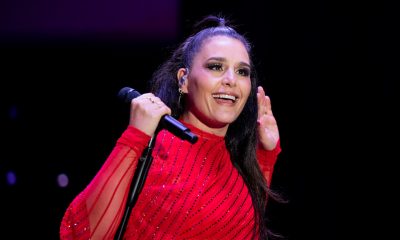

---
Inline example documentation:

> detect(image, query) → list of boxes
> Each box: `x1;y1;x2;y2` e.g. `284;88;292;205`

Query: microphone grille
117;87;141;103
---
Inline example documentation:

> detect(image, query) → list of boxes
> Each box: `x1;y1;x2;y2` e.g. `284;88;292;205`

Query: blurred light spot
6;171;17;185
9;105;18;120
57;173;69;188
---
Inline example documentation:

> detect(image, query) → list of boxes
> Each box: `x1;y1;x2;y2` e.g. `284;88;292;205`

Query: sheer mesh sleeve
256;139;281;187
60;126;151;239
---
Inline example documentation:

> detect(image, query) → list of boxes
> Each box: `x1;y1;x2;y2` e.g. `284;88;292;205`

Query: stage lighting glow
9;105;18;120
57;173;69;188
0;0;178;40
6;171;17;185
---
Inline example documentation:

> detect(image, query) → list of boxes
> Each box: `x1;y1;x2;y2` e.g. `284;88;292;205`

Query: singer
60;15;282;240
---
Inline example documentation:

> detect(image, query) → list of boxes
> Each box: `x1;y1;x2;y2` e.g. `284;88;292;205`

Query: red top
60;123;281;239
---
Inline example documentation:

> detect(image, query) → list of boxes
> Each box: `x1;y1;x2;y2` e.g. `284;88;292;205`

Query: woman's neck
181;112;229;137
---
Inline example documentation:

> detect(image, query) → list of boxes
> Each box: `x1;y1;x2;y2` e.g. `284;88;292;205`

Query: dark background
0;0;395;239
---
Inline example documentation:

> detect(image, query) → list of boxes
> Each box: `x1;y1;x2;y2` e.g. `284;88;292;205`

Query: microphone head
117;87;141;103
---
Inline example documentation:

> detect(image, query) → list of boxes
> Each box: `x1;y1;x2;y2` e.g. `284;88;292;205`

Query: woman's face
180;35;252;134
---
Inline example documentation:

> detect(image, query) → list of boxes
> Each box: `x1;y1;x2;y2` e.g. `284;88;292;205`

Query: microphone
117;87;198;144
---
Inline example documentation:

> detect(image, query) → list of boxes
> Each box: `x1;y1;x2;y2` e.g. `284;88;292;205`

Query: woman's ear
177;68;189;93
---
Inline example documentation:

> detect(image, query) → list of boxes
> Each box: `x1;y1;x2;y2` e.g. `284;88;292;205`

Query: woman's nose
222;69;236;87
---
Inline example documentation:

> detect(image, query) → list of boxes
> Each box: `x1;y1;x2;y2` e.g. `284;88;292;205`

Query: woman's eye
207;63;223;71
237;68;250;77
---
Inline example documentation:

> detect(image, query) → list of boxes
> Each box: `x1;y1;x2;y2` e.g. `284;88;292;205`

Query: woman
60;15;281;240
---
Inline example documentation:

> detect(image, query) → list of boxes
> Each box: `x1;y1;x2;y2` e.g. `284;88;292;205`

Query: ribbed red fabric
60;122;281;240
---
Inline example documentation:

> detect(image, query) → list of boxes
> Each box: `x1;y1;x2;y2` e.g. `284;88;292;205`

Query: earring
178;88;184;106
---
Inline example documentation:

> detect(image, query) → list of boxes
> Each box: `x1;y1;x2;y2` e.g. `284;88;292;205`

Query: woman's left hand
257;86;280;151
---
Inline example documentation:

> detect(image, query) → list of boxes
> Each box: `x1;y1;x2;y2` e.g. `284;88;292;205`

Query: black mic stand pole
114;127;160;240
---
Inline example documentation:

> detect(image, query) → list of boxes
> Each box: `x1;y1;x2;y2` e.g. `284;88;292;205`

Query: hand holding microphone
118;87;198;143
129;93;171;137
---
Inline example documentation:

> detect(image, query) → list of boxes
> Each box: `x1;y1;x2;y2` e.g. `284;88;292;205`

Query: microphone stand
114;127;160;240
114;87;199;239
